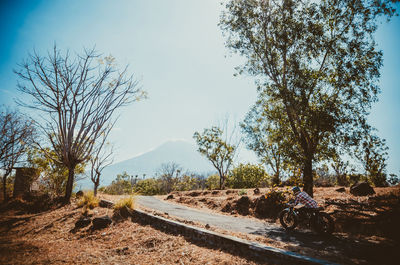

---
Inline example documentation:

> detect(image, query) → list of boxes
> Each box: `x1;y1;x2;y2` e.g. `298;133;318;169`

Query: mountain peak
78;140;215;188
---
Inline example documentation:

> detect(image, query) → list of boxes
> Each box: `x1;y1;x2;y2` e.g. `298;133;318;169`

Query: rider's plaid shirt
294;191;318;208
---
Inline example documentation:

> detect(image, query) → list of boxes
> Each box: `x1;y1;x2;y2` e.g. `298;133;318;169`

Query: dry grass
77;191;99;209
114;196;136;211
0;200;261;265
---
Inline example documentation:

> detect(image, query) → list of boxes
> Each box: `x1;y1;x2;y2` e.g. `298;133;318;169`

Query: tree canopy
193;126;237;189
220;0;397;196
15;46;145;202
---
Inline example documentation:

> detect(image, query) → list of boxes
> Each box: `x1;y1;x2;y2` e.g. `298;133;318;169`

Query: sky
0;0;399;176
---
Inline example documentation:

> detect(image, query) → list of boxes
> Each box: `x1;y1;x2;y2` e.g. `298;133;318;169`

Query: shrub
206;174;220;190
103;172;133;195
133;178;162;195
175;174;206;191
314;175;336;187
238;189;247;196
77;191;99;209
255;187;289;218
227;163;267;189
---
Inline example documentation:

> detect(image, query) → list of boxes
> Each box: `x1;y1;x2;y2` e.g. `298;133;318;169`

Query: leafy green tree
16;46;144;203
241;91;297;185
355;133;389;187
228;163;267;189
220;0;396;196
331;155;350;186
194;126;237;189
388;173;399;186
28;147;85;196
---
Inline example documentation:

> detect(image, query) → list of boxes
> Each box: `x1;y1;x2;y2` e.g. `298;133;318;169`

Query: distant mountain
77;140;215;189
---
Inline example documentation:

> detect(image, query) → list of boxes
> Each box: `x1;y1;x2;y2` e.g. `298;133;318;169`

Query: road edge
103;199;339;265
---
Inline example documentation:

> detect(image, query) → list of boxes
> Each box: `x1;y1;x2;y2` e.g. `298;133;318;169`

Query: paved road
135;196;395;265
137;195;282;235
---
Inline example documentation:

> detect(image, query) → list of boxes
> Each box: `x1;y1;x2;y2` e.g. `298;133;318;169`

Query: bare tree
15;46;144;203
156;162;182;194
89;131;113;197
0;107;35;201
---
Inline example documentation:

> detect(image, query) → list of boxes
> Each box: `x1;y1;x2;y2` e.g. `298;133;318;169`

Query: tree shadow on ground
250;220;399;265
325;193;400;241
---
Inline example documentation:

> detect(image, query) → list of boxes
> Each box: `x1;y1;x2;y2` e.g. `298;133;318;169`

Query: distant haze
77;140;216;190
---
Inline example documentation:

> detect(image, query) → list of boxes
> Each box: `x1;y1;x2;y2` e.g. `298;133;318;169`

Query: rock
76;190;84;198
350;182;375;196
189;191;201;197
166;194;174;200
335;187;346;193
221;201;232;212
205;224;210;229
99;199;114;208
75;217;91;229
253;188;260;195
115;247;129;255
235;196;251;215
114;206;133;219
92;216;112;230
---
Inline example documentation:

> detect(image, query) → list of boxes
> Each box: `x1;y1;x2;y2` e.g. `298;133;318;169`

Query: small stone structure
13;167;39;198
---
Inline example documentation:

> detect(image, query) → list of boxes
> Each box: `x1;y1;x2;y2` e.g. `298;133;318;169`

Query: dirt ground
156;186;400;265
0;199;261;265
163;186;400;239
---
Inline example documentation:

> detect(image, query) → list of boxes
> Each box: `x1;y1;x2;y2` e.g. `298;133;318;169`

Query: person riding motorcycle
292;186;318;209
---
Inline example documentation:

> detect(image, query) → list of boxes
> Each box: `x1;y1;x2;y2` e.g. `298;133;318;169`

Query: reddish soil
0;199;261;265
164;186;400;239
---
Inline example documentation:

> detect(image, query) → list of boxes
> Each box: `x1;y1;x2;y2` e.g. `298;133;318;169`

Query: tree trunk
64;165;76;203
94;183;98;197
220;174;226;190
2;176;8;202
303;156;314;197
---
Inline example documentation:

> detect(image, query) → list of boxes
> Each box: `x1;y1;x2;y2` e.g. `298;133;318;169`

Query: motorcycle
279;203;334;235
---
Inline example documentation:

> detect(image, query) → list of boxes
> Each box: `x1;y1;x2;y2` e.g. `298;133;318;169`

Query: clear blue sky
0;0;399;175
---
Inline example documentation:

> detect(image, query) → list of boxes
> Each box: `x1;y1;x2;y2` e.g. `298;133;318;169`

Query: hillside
77;140;215;189
0;199;258;265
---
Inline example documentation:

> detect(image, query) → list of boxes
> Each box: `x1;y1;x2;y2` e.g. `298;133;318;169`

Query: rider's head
292;186;301;195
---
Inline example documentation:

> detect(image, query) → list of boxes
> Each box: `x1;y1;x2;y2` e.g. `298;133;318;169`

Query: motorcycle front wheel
279;209;298;230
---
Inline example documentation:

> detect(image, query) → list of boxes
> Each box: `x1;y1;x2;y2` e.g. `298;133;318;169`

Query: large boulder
75;217;92;229
350;182;375;196
253;188;260;195
99;199;114;208
235;196;251;215
92;216;112;230
221;201;233;213
335;187;346;193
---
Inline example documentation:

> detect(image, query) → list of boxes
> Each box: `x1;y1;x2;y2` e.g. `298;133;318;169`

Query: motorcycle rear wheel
312;212;334;235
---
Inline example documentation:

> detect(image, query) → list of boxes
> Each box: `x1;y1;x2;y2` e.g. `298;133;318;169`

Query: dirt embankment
165;186;400;240
0;198;260;265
